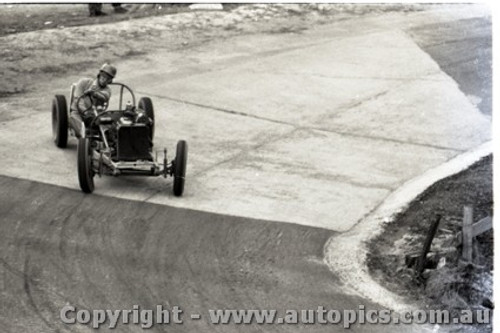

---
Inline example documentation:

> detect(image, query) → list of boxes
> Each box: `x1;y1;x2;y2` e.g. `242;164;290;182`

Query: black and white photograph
0;2;494;332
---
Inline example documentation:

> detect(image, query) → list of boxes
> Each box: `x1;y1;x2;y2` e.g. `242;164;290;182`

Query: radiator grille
117;125;151;161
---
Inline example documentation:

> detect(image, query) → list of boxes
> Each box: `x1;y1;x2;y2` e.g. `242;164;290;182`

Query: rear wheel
138;97;154;140
52;95;68;148
77;138;95;193
173;140;188;197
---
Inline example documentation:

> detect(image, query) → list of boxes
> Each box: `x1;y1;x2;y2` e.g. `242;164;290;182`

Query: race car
51;82;188;196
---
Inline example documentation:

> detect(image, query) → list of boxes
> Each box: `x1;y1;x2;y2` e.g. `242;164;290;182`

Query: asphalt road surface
1;176;416;333
0;5;492;333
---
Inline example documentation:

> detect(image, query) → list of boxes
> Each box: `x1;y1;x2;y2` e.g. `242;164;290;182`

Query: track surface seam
140;91;465;154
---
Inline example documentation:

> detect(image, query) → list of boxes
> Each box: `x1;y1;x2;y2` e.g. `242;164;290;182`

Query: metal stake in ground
415;214;442;276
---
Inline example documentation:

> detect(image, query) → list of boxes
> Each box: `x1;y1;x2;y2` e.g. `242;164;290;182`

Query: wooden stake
455;216;492;245
462;206;473;262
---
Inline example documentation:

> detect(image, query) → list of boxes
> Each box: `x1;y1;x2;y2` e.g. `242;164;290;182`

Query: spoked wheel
173;140;188;197
77;138;95;193
138;97;154;140
52;95;68;148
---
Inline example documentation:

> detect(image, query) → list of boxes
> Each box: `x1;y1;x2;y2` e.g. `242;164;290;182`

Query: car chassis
52;82;187;196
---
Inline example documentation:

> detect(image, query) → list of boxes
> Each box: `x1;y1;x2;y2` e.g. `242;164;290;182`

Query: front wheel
52;95;68;148
77;138;95;193
173;140;188;197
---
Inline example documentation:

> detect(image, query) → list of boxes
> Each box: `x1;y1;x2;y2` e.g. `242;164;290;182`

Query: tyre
173;140;188;197
138;97;154;140
77;138;95;193
52;95;68;148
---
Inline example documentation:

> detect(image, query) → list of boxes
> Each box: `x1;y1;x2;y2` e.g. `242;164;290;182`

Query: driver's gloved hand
86;90;106;104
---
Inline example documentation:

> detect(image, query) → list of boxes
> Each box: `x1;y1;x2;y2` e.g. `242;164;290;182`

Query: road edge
323;140;493;312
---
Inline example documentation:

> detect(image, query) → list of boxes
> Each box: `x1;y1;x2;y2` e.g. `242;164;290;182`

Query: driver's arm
90;89;111;104
71;78;93;111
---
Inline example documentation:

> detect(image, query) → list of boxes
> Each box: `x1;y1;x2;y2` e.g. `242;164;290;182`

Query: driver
70;64;116;137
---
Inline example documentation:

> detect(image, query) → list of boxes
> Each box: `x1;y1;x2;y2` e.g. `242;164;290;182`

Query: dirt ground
0;3;194;37
0;4;427;100
367;155;493;332
0;3;427;37
0;3;493;331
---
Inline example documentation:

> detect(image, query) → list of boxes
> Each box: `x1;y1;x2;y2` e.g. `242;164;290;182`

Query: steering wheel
76;91;108;114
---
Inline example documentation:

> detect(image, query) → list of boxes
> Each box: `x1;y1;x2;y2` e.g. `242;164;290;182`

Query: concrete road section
0;9;490;231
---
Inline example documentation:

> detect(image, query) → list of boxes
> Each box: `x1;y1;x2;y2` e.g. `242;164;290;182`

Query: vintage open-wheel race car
51;82;188;196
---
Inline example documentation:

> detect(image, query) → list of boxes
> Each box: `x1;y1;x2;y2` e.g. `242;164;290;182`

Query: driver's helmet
99;64;117;79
